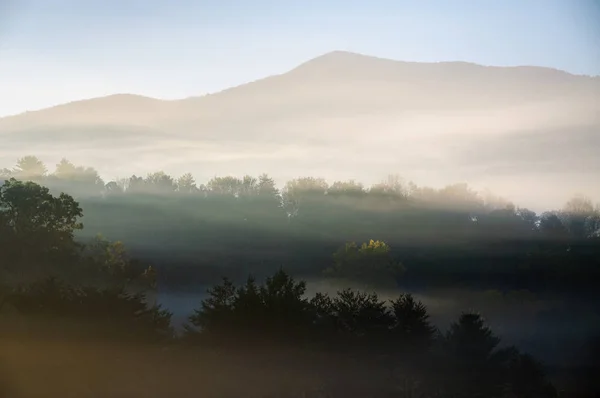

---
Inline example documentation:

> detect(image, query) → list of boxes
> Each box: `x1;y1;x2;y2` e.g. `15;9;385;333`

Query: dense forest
1;156;600;396
2;155;599;290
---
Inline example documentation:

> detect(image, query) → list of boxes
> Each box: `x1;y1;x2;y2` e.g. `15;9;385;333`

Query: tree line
1;268;563;397
2;155;599;238
2;155;600;291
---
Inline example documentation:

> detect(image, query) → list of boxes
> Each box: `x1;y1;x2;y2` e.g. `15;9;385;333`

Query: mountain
1;51;599;210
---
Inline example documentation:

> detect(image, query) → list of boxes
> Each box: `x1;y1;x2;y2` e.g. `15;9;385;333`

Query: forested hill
2;156;599;291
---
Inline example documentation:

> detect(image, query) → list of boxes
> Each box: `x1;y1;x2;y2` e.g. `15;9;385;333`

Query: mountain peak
294;50;384;68
288;50;403;79
311;50;371;60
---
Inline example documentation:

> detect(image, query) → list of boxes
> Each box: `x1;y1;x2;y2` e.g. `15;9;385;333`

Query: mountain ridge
1;50;597;122
290;50;589;78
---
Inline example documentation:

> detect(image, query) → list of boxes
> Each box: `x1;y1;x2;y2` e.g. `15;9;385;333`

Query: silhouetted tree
389;293;435;352
331;289;392;338
439;312;513;397
308;292;335;333
539;211;569;238
0;178;83;259
186;270;310;344
5;276;172;341
516;207;538;230
186;277;236;338
258;269;311;338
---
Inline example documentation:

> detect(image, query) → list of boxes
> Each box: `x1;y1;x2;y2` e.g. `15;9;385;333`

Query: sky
0;0;599;117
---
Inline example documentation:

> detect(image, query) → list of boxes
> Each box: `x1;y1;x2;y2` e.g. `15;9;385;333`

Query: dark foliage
185;270;311;344
1;277;172;341
0;178;157;288
389;293;436;352
0;178;83;264
183;270;559;397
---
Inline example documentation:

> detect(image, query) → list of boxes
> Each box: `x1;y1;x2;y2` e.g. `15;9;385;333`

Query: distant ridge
1;51;596;122
1;50;598;210
290;50;586;78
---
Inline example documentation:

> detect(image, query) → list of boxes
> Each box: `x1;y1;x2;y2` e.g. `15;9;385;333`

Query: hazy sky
0;0;599;117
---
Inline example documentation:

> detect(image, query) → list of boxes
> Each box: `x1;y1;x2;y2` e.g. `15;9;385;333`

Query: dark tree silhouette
438;312;513;398
331;289;392;339
539;211;569;238
0;178;83;260
389;293;436;352
185;277;236;338
4;276;172;341
186;270;310;344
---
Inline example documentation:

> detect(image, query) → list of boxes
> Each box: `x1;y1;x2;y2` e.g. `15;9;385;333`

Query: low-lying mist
2;52;599;211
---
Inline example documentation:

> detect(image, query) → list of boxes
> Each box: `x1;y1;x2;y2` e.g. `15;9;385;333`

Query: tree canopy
0;178;83;258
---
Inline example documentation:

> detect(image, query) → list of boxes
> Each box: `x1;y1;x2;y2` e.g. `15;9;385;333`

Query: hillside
1;51;599;210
